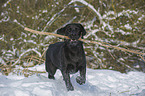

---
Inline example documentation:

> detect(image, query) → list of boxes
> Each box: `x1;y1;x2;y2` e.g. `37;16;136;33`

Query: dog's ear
78;24;86;39
57;27;65;35
57;27;66;35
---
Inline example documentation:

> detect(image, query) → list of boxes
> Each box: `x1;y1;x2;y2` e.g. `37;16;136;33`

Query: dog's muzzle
69;39;79;46
68;32;81;46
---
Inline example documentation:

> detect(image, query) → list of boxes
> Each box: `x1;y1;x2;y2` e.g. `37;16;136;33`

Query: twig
11;48;42;66
41;47;48;58
24;27;145;57
107;47;115;60
139;55;145;62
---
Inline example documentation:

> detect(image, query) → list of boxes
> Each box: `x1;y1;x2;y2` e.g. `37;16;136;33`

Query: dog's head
57;23;86;46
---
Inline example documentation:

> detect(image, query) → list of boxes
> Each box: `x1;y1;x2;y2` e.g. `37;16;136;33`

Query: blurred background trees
0;0;145;76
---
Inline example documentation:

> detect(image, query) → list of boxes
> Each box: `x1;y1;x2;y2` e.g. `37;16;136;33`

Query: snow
2;0;11;7
74;4;80;13
0;64;145;96
13;19;24;28
42;10;48;13
11;49;42;66
124;24;132;30
71;0;102;24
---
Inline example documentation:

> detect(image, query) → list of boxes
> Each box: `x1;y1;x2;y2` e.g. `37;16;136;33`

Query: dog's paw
48;75;55;80
76;76;85;85
67;85;74;91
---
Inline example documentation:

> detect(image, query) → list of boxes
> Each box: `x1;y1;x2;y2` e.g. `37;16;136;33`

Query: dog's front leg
76;67;86;85
62;71;74;91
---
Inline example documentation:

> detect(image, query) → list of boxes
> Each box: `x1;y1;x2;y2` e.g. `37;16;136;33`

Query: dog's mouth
68;39;79;46
70;39;77;42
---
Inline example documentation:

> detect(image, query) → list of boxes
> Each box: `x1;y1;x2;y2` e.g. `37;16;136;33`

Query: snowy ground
0;64;145;96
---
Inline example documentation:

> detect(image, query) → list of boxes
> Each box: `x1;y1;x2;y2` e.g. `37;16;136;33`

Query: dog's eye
68;28;72;32
75;28;80;32
75;28;78;30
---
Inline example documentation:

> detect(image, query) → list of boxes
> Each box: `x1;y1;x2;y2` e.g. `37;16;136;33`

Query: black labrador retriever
45;23;86;91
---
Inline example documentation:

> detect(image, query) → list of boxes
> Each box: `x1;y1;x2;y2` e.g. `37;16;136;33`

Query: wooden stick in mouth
24;27;145;56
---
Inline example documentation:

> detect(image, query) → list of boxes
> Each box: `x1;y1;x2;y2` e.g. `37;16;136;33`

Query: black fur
45;23;86;91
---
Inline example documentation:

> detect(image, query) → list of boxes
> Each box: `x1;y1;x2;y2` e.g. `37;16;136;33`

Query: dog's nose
71;32;77;36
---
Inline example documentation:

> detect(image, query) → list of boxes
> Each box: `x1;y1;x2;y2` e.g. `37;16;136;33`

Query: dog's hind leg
45;55;57;79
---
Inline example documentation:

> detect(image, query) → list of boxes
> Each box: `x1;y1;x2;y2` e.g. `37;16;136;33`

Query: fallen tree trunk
24;27;145;57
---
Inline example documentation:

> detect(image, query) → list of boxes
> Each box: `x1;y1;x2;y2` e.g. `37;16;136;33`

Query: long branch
24;27;69;39
24;27;145;56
